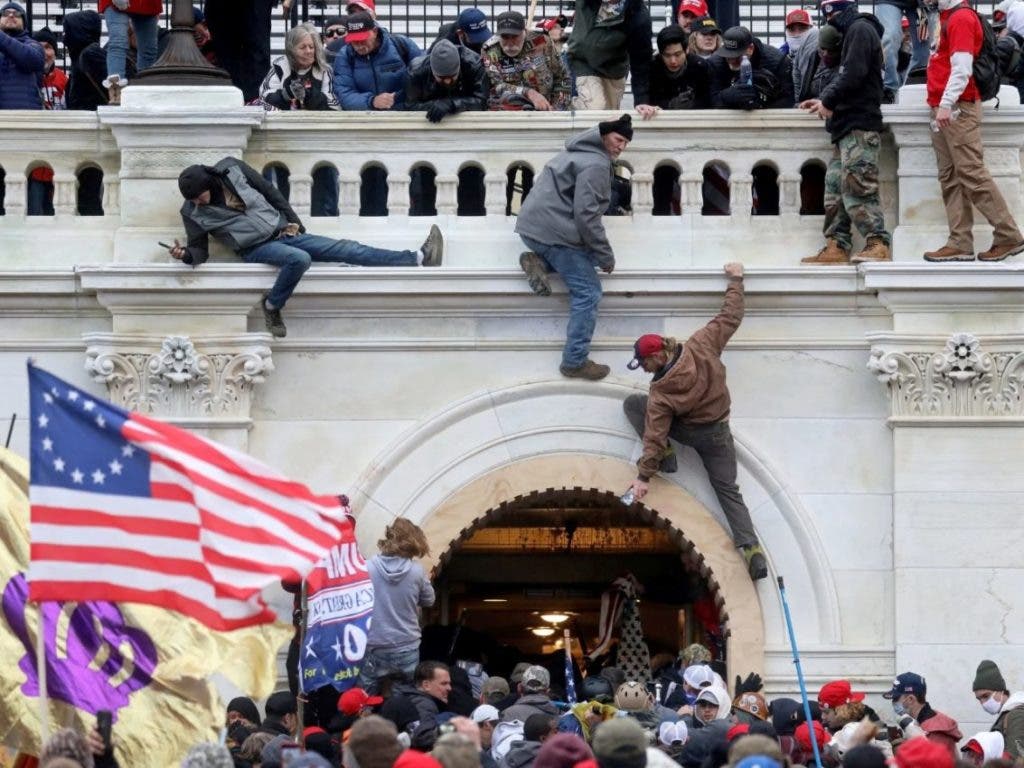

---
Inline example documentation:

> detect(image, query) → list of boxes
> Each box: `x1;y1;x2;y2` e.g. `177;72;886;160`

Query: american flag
563;629;577;705
27;364;349;631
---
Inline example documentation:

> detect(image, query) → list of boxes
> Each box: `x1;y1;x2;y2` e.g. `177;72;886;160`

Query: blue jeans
359;645;420;691
103;8;159;79
242;233;417;308
876;3;932;92
520;235;603;368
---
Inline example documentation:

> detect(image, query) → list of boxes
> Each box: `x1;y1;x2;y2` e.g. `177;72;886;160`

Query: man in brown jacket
622;262;767;580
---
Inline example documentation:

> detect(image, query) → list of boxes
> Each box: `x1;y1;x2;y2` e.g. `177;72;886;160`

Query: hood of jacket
920;709;963;741
750;37;785;71
563;126;610;159
62;10;102;58
374;554;414;582
1002;691;1024;711
492;720;525;762
969;731;1005;761
831;5;884;37
503;740;542;768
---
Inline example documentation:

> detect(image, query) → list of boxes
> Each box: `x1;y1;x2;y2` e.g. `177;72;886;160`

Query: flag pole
296;578;307;728
37;601;49;745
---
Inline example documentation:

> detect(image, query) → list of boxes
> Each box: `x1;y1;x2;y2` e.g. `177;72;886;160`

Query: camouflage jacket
481;32;571;110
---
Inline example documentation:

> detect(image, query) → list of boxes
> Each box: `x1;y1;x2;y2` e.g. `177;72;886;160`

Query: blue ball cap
457;7;491;44
883;672;927;700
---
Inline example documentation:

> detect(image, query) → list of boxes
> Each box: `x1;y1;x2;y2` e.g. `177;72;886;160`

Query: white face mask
892;700;907;717
982;695;1004;715
786;29;810;53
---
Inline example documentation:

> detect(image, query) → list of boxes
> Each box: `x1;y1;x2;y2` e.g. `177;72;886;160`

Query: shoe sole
801;258;850;264
978;241;1024;262
851;256;892;264
519;252;552;296
923;253;974;262
559;366;610;381
422;225;443;267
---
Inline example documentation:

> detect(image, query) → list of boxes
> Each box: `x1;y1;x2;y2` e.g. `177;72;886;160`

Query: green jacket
567;0;651;92
994;693;1024;757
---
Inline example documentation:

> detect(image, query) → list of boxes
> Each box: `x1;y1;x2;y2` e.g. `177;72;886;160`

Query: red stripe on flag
202;546;304;582
28;581;276;631
32;504;200;539
151;481;196;503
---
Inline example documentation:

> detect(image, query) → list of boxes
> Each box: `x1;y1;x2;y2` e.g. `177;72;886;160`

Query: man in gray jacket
170;157;443;338
515;114;633;381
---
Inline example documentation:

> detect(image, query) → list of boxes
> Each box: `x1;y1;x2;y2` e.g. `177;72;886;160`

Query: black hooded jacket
819;6;885;141
708;38;794;109
63;11;103;110
647;53;711;109
405;46;489;113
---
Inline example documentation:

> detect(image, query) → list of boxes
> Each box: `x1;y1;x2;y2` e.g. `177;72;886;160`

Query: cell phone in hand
96;709;112;751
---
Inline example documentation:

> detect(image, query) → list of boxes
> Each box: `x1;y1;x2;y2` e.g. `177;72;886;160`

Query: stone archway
350;379;842;680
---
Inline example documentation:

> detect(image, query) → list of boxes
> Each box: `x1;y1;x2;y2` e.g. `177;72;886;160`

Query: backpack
951;5;1001;102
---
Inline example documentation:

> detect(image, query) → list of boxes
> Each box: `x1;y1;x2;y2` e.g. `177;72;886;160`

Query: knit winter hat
227;696;262;726
265;690;298;716
793;720;829;753
0;2;26;20
33;27;57;49
598;114;634;141
817;24;843;52
973;660;1007;692
181;743;234;768
430;39;462;77
40;729;94;768
592;718;648;768
894;737;954;768
177;165;219;200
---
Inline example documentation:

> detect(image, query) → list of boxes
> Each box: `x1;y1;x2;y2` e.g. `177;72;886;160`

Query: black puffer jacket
819;6;884;142
405;46;488;114
647;53;711;109
708;38;793;109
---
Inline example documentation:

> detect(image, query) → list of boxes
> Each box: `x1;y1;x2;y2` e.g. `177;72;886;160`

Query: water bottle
739;54;753;86
929;107;961;133
620;487;636;505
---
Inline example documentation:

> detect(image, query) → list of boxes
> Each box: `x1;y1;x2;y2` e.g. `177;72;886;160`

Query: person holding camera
258;23;339;110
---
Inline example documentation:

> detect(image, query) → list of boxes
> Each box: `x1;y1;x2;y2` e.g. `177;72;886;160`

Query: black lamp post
133;0;232;85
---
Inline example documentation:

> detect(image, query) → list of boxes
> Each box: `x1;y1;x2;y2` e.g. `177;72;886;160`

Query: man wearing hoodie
0;2;44;110
883;672;962;757
799;0;891;266
360;518;435;690
516;115;633;382
500;713;555;768
676;685;730;767
972;659;1024;757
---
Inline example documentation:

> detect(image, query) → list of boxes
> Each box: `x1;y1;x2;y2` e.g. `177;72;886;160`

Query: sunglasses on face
325;27;345;37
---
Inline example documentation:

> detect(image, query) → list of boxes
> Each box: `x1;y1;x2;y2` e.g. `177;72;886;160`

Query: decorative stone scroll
868;332;1024;419
84;335;273;420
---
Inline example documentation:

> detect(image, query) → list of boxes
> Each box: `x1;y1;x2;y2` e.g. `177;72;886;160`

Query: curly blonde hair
378;518;430;559
833;701;867;729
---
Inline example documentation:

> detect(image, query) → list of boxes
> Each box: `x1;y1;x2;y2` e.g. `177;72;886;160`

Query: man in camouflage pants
799;0;891;264
481;10;571;110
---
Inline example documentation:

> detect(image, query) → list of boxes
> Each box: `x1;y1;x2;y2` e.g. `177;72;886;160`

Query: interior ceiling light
531;627;556;637
540;613;570;624
482;598;508;603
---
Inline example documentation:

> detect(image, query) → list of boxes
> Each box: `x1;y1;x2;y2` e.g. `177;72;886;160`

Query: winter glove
719;83;759;110
734;672;764;695
426;98;455;123
666;88;696;110
751;69;782;107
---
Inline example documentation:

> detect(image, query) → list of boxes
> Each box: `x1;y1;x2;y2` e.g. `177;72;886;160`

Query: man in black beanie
170;157;444;338
515;115;633;381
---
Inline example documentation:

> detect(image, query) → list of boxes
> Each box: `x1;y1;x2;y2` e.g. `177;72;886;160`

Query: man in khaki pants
567;0;652;109
924;0;1024;263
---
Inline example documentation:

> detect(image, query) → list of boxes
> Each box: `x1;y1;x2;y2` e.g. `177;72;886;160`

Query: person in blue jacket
0;2;44;110
332;11;421;111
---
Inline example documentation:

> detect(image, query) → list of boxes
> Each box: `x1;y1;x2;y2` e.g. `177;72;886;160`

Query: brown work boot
520;252;551;296
801;239;850;264
923;245;974;262
978;239;1024;262
851;237;891;264
559;359;610;381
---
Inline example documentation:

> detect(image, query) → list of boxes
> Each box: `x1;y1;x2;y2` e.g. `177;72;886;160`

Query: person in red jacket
924;0;1024;262
884;672;962;757
98;0;161;99
33;28;67;110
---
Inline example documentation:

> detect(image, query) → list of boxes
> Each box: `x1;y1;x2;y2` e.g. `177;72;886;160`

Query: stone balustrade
0;85;1021;268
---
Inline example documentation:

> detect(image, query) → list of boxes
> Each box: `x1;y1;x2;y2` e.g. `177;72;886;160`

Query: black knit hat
177;164;218;200
227;696;262;726
33;27;58;50
598;114;633;141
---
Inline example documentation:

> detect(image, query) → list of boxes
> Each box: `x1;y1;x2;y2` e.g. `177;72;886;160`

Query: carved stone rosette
868;332;1024;419
84;335;274;421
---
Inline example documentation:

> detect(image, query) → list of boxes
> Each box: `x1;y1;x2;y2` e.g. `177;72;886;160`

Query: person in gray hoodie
515;114;634;382
360;518;436;691
499;713;556;768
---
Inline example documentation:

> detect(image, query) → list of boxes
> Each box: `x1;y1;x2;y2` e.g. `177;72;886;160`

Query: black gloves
426;98;455;123
751;69;782;106
720;83;759;110
666;88;696;110
734;671;764;696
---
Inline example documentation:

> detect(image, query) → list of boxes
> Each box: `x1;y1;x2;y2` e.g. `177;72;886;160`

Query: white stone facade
2;86;1024;741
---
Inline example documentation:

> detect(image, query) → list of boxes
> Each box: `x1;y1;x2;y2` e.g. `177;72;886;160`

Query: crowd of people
31;636;1024;768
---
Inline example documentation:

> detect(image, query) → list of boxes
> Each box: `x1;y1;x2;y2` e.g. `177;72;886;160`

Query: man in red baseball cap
622;262;768;580
782;8;813;55
817;680;865;731
340;686;385;717
677;0;709;31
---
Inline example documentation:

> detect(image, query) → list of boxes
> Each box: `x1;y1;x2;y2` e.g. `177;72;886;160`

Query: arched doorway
422;487;733;678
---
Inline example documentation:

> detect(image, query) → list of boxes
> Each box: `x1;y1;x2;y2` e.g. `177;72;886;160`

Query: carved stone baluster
631;172;654;215
6;177;26;216
730;174;753;219
339;173;361;215
484;172;507;216
387;173;411;215
53;173;77;216
681;173;703;212
103;174;120;216
289;174;313;219
435;174;458;216
778;173;800;214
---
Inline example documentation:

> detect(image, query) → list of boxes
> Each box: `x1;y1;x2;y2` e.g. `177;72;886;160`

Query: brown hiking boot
851;237;891;264
978;239;1024;262
520;252;552;296
559;359;610;381
801;239;850;264
923;245;974;262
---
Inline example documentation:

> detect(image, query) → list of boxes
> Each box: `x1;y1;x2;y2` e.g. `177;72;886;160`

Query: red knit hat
534;734;594;768
894;738;954;768
794;721;830;753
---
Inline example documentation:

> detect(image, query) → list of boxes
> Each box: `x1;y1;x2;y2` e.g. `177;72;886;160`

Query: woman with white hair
258;23;339;110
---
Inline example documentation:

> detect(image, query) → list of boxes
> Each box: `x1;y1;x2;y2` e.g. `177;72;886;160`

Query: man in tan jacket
622;262;767;580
